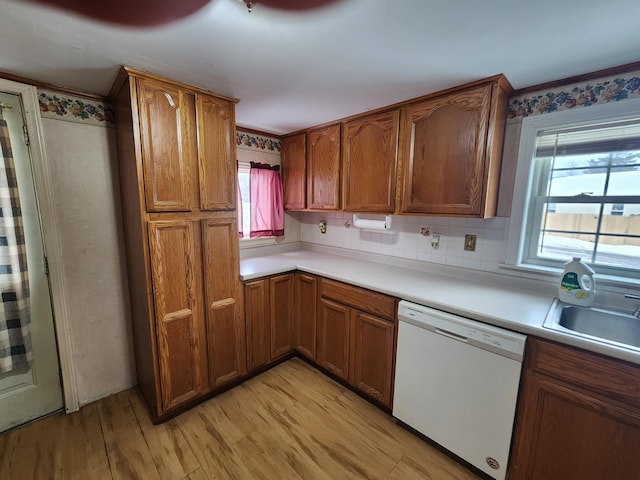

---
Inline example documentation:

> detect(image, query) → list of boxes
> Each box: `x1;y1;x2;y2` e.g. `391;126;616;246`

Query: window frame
505;96;640;281
236;161;278;249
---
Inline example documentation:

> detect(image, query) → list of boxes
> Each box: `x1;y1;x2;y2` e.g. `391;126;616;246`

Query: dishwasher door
393;301;526;480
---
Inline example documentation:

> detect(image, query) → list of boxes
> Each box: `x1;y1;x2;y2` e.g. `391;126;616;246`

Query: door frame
0;78;79;412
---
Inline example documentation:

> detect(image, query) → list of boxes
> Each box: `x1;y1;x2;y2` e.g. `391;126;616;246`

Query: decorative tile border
508;70;640;120
38;90;114;126
236;131;281;153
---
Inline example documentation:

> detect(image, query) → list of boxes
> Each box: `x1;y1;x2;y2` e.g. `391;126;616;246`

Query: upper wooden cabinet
342;110;399;213
281;132;307;210
397;75;512;217
307;123;341;210
196;94;236;211
138;77;197;212
136;75;236;213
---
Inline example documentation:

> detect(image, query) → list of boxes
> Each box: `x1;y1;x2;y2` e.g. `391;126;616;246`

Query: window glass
522;115;640;276
237;167;251;239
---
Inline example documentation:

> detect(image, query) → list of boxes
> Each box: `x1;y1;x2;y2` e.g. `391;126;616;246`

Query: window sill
499;262;640;290
239;237;277;249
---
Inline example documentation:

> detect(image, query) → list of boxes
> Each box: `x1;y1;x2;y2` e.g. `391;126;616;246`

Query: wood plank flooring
0;358;481;480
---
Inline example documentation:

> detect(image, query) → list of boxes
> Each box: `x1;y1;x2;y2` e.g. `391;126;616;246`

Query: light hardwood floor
0;358;481;479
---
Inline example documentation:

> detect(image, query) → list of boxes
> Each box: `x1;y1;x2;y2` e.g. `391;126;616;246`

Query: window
237;161;284;243
509;98;640;279
237;165;251;238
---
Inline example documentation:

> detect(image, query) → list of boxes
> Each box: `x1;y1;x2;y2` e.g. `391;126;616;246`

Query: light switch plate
464;234;477;251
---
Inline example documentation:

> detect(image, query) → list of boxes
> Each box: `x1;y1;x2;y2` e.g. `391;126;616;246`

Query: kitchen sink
543;300;640;351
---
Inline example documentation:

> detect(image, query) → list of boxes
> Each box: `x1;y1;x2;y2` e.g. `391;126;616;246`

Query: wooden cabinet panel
510;373;640;479
197;94;235;211
269;273;295;361
112;68;241;420
147;220;206;412
295;273;317;360
201;216;245;388
320;278;395;320
397;76;511;218
138;78;197;212
509;337;640;479
317;297;351;380
307;124;341;210
244;279;269;373
349;311;395;408
282;133;307;210
342;110;399;213
399;84;491;216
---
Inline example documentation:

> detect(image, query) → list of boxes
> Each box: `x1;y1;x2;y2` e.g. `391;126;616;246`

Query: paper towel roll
353;215;392;231
353;218;386;230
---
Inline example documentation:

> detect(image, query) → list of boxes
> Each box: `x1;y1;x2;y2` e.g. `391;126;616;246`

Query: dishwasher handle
435;327;469;343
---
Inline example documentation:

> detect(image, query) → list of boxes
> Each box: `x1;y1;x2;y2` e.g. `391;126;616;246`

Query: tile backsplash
299;212;509;273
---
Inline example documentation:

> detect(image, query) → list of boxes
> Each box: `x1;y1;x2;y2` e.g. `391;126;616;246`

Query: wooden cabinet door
342;110;399;213
197;94;236;211
398;84;492;216
349;311;395;408
317;298;351;380
269;273;295;361
138;78;197;212
244;279;269;373
509;373;640;480
147;220;206;412
201;216;246;389
282;133;307;210
307;124;341;210
294;273;317;360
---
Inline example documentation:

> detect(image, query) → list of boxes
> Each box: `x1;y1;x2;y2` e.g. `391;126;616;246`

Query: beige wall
40;117;136;406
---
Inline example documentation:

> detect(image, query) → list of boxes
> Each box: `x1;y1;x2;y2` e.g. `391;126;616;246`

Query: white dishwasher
393;300;526;480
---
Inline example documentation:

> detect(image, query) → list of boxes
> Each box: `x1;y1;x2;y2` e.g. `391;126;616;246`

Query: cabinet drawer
527;337;640;406
320;278;396;321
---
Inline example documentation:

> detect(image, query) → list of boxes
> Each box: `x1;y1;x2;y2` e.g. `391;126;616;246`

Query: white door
0;91;63;432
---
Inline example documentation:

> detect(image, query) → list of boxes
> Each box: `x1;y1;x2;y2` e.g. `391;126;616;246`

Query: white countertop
240;250;640;365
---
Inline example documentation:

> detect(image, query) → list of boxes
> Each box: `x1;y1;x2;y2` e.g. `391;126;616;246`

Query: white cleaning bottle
558;257;596;306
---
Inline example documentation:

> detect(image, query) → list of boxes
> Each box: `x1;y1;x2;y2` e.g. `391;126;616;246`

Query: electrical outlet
464;234;477;251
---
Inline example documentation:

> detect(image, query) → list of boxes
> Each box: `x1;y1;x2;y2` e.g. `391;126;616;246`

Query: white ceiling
1;0;639;135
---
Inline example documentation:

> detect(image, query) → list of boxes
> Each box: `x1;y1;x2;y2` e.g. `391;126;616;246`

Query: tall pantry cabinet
110;67;245;420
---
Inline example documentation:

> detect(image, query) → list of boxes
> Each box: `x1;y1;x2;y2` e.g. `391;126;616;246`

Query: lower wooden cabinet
318;278;397;408
202;217;246;389
269;274;295;360
350;310;395;406
245;272;397;409
148;220;207;412
294;273;318;360
244;273;295;373
509;337;640;480
317;297;351;379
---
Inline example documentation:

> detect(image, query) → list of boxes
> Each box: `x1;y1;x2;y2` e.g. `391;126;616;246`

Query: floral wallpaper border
236;131;281;153
508;70;640;120
38;89;114;126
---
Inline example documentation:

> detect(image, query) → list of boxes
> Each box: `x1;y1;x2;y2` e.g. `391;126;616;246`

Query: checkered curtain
0;114;32;373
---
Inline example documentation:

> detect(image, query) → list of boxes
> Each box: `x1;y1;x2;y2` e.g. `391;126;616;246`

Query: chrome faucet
624;294;640;318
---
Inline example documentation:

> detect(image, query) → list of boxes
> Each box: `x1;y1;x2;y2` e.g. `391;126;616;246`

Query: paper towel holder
352;214;393;231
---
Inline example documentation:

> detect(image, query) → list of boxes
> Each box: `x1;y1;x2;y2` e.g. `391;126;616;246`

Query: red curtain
250;162;284;237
